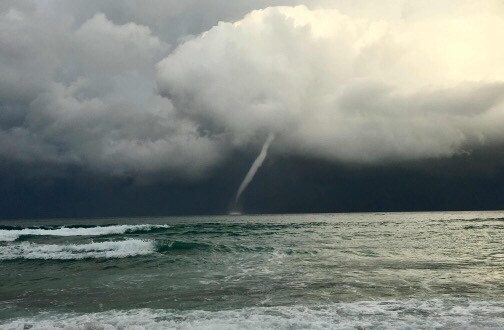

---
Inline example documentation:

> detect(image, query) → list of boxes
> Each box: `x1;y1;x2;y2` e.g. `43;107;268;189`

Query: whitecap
0;224;169;242
0;239;155;260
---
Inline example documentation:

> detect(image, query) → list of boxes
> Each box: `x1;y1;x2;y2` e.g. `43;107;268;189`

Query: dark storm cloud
0;3;224;177
0;0;324;178
0;1;504;218
2;147;504;219
2;0;504;178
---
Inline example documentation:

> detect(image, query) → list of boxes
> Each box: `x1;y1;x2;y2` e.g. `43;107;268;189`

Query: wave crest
0;239;154;260
0;224;170;242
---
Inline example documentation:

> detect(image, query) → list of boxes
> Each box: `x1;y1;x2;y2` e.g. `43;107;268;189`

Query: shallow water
1;211;504;329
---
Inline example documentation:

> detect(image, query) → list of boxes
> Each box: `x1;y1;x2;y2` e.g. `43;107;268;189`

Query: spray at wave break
232;133;275;212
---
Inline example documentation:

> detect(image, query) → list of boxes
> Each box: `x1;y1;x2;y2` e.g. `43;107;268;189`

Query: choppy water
1;211;504;329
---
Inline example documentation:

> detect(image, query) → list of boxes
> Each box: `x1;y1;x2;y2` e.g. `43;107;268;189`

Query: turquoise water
1;211;504;329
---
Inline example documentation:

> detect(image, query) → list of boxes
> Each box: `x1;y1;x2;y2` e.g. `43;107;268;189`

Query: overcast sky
1;0;503;218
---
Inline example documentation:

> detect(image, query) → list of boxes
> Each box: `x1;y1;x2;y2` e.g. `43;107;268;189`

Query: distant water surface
1;211;504;329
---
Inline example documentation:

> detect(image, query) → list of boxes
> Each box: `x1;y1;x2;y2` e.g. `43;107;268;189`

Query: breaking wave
0;224;170;242
0;239;291;260
3;299;504;329
0;239;154;260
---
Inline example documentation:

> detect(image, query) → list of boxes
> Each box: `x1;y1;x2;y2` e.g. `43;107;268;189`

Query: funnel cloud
235;133;275;205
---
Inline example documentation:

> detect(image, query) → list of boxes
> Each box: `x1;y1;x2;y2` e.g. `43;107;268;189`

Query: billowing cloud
0;4;224;177
158;4;504;163
1;1;504;181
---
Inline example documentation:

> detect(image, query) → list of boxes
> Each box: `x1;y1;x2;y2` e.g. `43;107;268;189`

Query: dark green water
1;211;504;329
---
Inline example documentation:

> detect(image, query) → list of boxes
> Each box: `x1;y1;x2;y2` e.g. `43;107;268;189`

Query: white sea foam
0;239;155;260
2;299;504;329
0;224;169;242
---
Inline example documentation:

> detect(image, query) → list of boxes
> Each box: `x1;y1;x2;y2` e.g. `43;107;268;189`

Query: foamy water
4;300;504;329
0;239;155;260
0;224;169;242
1;211;504;328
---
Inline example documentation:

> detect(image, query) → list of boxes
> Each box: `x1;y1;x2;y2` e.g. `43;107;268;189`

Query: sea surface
1;211;504;329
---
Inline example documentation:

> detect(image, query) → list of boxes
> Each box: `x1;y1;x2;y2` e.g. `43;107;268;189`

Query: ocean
1;211;504;329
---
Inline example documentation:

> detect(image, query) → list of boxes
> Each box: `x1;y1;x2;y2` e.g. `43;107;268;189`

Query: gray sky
1;0;503;179
1;1;504;217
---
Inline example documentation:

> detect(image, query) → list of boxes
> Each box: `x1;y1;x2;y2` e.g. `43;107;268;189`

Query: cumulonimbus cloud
158;4;504;163
1;1;504;179
0;6;224;178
